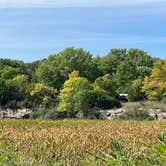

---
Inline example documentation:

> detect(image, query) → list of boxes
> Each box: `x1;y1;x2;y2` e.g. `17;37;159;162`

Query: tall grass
0;120;165;165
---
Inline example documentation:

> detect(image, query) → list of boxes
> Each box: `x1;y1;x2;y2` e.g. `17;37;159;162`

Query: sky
0;0;166;62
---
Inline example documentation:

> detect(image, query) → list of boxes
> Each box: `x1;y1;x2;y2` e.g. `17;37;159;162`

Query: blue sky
0;0;166;62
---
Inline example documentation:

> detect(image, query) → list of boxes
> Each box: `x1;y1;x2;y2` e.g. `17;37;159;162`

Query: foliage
93;74;122;110
142;60;166;101
98;48;127;75
0;58;25;72
114;58;138;93
58;71;97;118
93;74;117;97
0;78;10;106
36;47;99;89
113;49;154;93
0;66;22;80
28;83;57;108
30;106;61;120
128;79;145;101
0;48;163;116
0;73;29;108
95;95;122;109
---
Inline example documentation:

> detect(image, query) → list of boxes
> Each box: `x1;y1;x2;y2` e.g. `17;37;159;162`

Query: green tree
4;74;29;108
93;74;117;97
93;75;122;110
24;60;41;82
114;58;137;93
0;65;29;108
0;58;25;70
127;49;154;79
98;49;127;75
0;67;22;80
0;78;10;106
0;75;28;108
113;49;154;94
36;47;99;89
0;58;33;79
128;79;145;101
127;49;154;68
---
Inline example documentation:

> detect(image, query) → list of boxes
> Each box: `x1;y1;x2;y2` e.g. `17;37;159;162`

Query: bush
30;107;44;119
31;106;70;120
44;109;68;120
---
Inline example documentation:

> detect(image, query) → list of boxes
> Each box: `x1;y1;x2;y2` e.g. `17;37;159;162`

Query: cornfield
0;120;165;165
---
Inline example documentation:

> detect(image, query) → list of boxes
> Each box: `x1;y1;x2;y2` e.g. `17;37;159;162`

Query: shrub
44;109;68;120
30;106;46;119
30;106;64;120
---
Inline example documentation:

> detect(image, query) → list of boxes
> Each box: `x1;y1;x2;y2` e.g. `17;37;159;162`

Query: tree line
0;48;165;119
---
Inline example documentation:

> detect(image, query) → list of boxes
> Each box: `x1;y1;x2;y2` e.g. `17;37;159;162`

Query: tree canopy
0;48;164;119
36;47;100;89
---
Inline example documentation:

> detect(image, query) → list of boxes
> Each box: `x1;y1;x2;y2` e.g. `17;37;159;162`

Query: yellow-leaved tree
142;60;166;100
58;70;96;118
29;83;57;107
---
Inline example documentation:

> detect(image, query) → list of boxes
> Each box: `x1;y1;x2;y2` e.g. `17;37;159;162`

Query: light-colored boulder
100;109;125;120
0;108;32;119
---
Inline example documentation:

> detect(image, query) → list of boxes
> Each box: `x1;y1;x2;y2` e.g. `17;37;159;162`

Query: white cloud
0;0;166;7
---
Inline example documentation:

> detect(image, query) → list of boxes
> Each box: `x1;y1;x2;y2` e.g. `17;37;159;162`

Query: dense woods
0;47;165;119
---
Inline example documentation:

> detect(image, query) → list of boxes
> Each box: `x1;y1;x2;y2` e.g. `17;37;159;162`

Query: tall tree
113;49;155;93
93;74;117;97
98;49;127;75
36;47;99;89
114;58;137;93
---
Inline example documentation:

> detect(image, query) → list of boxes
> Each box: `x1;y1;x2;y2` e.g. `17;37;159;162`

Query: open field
0;120;166;165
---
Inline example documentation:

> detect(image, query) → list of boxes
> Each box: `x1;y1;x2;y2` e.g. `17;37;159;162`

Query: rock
100;109;125;120
0;108;32;119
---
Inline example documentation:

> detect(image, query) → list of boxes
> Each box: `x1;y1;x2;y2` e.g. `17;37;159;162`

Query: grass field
0;120;166;165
